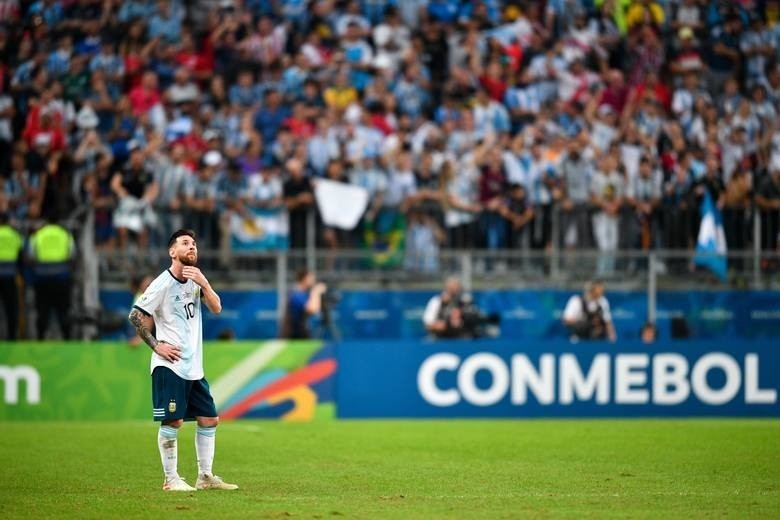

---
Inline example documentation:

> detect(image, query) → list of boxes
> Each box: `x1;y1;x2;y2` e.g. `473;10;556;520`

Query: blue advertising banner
100;289;780;341
336;340;780;418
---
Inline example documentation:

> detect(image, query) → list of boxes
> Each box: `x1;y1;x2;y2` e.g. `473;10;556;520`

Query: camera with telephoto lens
319;283;341;327
569;304;607;340
440;294;501;339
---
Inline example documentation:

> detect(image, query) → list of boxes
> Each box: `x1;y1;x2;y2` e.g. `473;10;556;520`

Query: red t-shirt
283;117;316;138
479;166;506;203
371;113;394;136
631;82;671;111
479;75;508;103
129;86;161;115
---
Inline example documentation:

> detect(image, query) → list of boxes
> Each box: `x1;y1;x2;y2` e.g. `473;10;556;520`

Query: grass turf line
0;420;778;519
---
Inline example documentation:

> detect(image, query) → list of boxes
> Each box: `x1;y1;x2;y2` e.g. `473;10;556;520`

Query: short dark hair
168;229;196;248
296;267;311;283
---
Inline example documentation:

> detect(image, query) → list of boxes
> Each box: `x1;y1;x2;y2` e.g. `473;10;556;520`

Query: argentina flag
229;207;289;252
693;190;727;281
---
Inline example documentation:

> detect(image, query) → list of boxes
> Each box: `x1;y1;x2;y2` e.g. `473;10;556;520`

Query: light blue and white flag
693;190;727;281
230;207;289;252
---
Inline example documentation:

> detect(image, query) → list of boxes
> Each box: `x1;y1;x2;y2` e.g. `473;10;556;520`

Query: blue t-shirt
286;289;310;338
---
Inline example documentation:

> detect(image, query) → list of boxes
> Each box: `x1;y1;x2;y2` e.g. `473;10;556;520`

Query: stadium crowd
1;0;780;275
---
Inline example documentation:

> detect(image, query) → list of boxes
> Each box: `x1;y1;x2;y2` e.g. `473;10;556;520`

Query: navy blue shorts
151;366;218;422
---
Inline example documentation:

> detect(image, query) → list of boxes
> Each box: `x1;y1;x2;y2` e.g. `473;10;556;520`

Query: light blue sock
196;426;216;475
158;425;179;479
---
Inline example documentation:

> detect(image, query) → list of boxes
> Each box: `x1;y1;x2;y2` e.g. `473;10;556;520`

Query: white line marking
210;340;288;409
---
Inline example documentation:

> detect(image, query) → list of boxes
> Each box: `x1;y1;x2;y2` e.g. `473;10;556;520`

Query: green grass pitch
1;420;778;518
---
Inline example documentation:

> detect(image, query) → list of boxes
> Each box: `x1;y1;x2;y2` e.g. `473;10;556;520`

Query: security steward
0;213;23;340
28;216;75;340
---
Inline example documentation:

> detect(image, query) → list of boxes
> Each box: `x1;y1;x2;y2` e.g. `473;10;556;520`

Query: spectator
661;156;695;265
216;159;250;267
0;77;14;172
627;26;664;87
90;40;124;95
393;63;429;119
283;158;314;249
165;67;200;106
229;70;261;109
526;139;558;252
706;14;742;97
384;149;418;212
439;157;481;249
319;160;350;256
184;151;220;250
148;0;183;45
246;162;284;212
756;157;780;253
478;146;508;250
5;151;37;224
128;70;163;131
627;155;662;250
46;35;73;80
349;153;387;223
150;141;188;247
626;0;665;33
83;152;116;250
253;89;290;145
3;0;780;285
672;72;710;133
498;183;534;252
590;151;626;275
672;0;704;36
559;138;593;250
341;21;374;92
668;27;705;78
405;208;445;273
110;142;158;252
324;68;359;111
722;162;752;270
740;13;774;88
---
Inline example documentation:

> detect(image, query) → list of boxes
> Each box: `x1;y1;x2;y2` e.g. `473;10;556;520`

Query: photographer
562;280;616;342
281;268;327;339
423;277;498;339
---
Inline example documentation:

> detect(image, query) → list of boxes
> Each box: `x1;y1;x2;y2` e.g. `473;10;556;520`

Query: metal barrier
76;203;780;341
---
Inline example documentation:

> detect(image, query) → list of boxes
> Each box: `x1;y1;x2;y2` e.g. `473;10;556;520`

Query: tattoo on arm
129;309;158;350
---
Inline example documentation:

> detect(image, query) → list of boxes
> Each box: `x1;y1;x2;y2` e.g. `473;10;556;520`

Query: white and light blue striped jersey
135;269;203;380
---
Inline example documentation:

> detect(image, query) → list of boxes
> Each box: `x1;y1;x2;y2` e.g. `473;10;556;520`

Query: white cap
33;132;52;147
374;26;391;47
76;106;99;129
203;129;220;141
771;154;780;172
344;103;362;124
373;54;394;70
597;104;614;117
203;150;223;167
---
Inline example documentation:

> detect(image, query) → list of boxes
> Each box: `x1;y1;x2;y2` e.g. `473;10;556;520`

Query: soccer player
128;229;238;492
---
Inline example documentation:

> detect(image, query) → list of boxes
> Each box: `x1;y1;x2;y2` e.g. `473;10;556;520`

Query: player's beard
178;252;198;266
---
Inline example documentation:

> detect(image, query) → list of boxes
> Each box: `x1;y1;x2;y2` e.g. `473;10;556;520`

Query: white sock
196;426;216;475
158;425;179;480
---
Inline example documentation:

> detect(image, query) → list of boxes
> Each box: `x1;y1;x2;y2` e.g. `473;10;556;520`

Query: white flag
314;178;370;230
